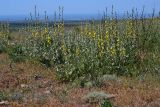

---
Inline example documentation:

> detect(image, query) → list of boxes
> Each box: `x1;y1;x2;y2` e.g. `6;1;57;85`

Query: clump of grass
0;91;9;101
8;43;27;62
33;94;48;105
53;89;69;103
0;22;10;54
9;91;24;102
82;91;115;103
99;74;118;82
101;99;113;107
0;40;7;54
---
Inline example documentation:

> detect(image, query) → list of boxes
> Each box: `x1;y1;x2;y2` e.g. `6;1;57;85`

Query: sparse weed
82;91;114;103
101;99;113;107
0;91;9;101
8;43;27;62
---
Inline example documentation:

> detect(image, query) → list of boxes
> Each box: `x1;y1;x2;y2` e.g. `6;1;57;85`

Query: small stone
44;90;51;94
0;101;9;105
21;84;28;88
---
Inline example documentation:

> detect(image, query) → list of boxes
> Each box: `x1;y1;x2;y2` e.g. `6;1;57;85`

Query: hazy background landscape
0;0;160;21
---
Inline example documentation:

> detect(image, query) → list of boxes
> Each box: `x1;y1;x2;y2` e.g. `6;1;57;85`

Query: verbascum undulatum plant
47;36;52;45
109;46;116;57
126;20;136;39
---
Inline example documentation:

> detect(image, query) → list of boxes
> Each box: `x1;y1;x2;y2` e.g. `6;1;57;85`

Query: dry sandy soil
0;53;160;107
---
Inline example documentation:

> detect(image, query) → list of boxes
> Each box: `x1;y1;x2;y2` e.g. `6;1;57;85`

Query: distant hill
0;13;159;22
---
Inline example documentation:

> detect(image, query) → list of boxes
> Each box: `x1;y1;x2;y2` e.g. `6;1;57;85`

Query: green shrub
9;91;24;102
8;44;27;62
101;99;113;107
0;40;7;54
0;91;9;101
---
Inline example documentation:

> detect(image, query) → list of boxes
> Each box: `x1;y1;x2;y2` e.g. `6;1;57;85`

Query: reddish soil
0;53;160;107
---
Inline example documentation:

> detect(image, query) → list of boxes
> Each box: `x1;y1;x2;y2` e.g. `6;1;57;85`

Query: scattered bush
8;44;27;62
101;99;113;107
0;91;9;101
82;91;115;103
0;40;7;54
9;91;24;102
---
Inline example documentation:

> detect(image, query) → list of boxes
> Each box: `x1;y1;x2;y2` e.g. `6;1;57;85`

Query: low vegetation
0;6;160;106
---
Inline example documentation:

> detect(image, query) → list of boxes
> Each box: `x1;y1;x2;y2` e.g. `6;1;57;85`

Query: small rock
44;90;51;94
0;101;9;105
21;84;28;88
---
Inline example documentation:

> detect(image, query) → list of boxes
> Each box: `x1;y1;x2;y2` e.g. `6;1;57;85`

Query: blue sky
0;0;159;16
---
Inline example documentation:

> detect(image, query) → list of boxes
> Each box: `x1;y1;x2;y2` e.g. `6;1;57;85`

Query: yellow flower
106;31;109;35
106;31;109;44
32;31;37;37
44;28;49;34
116;38;120;47
110;46;116;57
120;47;126;56
92;31;96;38
47;36;51;45
126;20;135;38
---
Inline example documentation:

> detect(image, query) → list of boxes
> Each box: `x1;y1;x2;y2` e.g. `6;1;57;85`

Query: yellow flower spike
47;36;52;45
106;31;109;35
120;47;126;56
92;32;96;38
44;28;48;34
126;20;135;38
106;31;109;44
110;46;116;57
116;38;120;47
98;35;105;57
32;31;37;37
